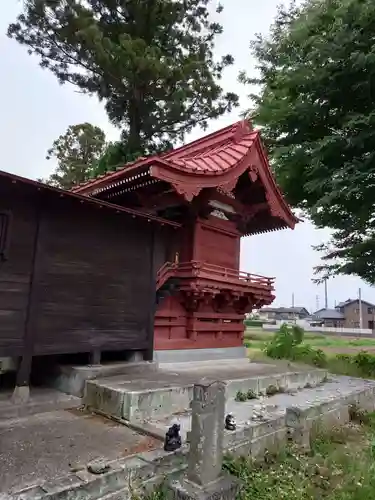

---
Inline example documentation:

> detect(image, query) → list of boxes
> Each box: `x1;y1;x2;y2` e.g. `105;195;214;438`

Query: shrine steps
50;361;158;398
134;375;375;458
84;362;327;423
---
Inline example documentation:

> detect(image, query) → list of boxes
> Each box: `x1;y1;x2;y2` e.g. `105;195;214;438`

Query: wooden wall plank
0;191;37;356
30;195;155;355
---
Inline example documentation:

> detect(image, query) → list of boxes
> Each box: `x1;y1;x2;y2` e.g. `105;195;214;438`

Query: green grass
246;326;375;379
146;418;375;500
223;418;375;500
244;328;375;350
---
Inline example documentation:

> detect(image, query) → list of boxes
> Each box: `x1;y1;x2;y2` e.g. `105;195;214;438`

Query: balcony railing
156;260;274;291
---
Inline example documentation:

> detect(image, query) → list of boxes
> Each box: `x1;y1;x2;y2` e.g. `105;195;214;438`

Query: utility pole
324;279;328;309
359;287;363;329
292;293;295;308
316;295;319;311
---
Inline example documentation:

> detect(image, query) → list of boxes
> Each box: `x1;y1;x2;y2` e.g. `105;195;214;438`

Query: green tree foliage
9;0;238;159
241;0;375;283
42;123;106;189
92;141;141;176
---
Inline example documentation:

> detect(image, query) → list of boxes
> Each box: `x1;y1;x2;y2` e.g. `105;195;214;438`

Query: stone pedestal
168;381;240;500
168;474;241;500
11;385;30;404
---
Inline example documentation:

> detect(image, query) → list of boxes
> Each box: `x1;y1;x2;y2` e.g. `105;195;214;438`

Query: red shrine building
72;120;298;361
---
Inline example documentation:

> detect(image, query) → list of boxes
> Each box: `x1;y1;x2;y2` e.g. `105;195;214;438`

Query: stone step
159;357;252;372
51;361;158;397
9;449;187;500
85;367;327;423
0;389;82;422
98;487;129;500
146;375;375;456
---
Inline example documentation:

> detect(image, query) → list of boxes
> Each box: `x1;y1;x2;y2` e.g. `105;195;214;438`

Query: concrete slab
0;408;161;494
0;387;82;422
52;361;158;397
154;346;247;364
85;361;327;422
143;375;375;456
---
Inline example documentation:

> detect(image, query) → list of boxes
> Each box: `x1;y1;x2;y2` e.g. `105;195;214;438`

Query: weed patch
223;416;375;500
235;389;258;402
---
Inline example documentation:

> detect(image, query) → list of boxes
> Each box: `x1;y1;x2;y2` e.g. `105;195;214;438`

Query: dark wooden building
0;170;178;395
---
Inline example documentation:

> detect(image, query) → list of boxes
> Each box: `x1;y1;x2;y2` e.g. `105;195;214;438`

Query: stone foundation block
167;474;241;500
251;415;285;440
250;427;286;458
123;386;193;421
286;399;350;449
85;381;125;419
53;361;157;398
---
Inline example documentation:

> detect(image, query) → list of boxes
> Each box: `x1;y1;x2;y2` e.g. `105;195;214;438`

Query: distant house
335;299;375;329
312;308;345;328
312;299;375;329
259;307;310;322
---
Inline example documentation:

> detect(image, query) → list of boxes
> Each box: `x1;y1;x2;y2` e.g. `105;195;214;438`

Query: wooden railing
156;260;274;290
156;261;177;290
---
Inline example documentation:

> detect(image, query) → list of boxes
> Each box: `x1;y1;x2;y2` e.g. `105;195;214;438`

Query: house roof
336;298;375;308
0;170;180;228
261;307;309;315
313;308;345;320
70;121;299;234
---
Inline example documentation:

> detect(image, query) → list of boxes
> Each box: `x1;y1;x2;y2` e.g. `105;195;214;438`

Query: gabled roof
261;306;310;315
336;298;375;309
0;170;180;228
71;121;298;233
313;308;345;320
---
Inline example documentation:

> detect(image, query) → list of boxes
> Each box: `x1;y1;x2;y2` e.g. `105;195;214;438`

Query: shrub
291;345;327;368
246;388;257;400
352;351;375;377
264;324;328;367
244;319;264;327
266;384;281;396
264;324;305;359
235;390;247;402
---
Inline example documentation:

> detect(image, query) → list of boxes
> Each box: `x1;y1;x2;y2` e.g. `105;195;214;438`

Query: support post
145;226;157;362
168;381;241;500
12;204;41;404
89;349;101;366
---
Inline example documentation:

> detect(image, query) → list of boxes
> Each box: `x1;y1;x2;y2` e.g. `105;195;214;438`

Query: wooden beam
13;204;42;403
89;349;101;365
136;190;187;213
145;225;157;361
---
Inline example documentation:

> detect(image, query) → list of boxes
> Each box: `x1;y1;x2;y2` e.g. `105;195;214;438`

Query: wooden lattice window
0;211;11;261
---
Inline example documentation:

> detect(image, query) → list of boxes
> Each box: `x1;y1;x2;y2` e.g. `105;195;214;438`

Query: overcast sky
1;0;374;313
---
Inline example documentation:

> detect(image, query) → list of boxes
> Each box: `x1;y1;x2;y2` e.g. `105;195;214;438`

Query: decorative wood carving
248;165;259;183
172;183;202;202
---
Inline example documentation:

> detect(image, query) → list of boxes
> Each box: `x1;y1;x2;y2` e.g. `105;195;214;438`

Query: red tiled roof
71;121;257;193
70;120;298;232
160;120;257;173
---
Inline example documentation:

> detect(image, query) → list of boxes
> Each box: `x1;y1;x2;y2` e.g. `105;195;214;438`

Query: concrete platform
51;361;158;397
142;375;375;456
0;407;162;495
154;346;247;364
0;387;82;422
85;360;327;422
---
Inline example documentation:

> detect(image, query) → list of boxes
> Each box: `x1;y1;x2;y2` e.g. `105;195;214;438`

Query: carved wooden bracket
248;165;258;182
172;183;202;202
218;176;238;194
